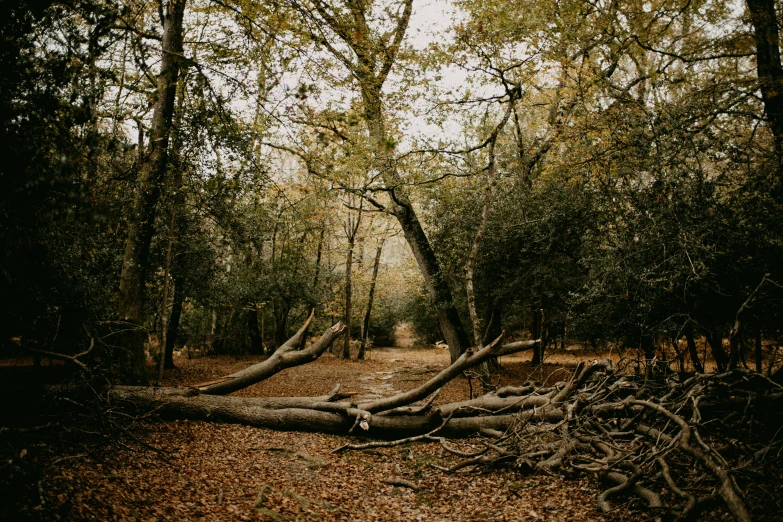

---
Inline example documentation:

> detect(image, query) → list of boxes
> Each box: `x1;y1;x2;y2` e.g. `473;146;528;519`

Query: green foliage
3;0;783;374
0;0;130;354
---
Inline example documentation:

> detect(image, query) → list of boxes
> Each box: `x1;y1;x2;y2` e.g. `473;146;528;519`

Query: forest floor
3;333;679;522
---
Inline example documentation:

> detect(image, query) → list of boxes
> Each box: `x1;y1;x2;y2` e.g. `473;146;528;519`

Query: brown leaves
29;348;625;521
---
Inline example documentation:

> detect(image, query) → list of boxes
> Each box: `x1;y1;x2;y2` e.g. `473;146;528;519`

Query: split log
196;314;341;395
110;334;545;439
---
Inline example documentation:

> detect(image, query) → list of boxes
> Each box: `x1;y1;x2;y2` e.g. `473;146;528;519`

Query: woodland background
2;0;783;519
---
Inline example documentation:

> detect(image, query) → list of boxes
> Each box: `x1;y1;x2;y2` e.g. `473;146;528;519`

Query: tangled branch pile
342;361;783;521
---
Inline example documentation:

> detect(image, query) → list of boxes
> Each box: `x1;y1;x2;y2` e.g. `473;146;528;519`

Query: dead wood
92;320;783;521
110;334;544;440
337;364;781;522
196;313;334;395
381;478;420;491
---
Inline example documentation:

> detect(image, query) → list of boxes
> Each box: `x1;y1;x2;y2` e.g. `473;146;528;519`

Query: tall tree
747;0;783;168
117;0;186;383
358;236;384;359
341;202;362;359
295;0;471;362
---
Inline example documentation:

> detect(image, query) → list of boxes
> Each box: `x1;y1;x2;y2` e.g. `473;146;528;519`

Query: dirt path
11;347;634;522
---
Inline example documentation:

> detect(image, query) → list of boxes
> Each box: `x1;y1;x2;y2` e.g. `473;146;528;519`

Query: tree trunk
307;0;469;363
531;307;544;365
156;210;175;385
482;302;503;369
112;335;537;439
393;199;470;363
198;316;342;396
684;323;704;373
359;239;384;359
116;0;186;384
248;307;263;355
161;74;188;372
706;331;729;372
164;274;184;369
342;235;355;360
756;329;763;373
273;299;289;351
482;302;503;347
747;0;783;164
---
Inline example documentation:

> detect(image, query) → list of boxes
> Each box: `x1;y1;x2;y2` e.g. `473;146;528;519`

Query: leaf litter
14;346;645;521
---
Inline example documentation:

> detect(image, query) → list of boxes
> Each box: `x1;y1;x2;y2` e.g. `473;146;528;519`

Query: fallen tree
22;314;782;521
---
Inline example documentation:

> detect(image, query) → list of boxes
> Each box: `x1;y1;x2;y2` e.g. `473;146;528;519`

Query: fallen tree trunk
91;320;783;522
196;312;341;395
111;334;543;439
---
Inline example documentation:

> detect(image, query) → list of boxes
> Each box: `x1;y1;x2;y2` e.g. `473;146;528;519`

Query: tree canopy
1;0;782;377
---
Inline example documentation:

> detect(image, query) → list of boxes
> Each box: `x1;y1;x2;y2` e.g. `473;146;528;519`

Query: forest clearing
3;0;783;520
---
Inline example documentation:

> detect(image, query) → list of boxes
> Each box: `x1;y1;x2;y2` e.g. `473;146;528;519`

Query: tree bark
746;0;783;164
531;307;544;365
359;238;384;359
109;336;540;439
248;306;263;355
482;301;503;347
342;238;354;359
156;207;176;385
340;203;362;360
198;314;341;396
116;0;186;384
684;322;705;373
706;331;729;372
273;299;289;351
164;274;184;369
305;0;470;363
391;197;470;363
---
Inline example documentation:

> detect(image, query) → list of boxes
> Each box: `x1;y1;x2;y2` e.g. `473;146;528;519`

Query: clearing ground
4;339;657;522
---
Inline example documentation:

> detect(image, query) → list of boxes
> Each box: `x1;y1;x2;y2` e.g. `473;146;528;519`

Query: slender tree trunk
213;312;225;355
313;223;325;292
359;238;384;359
207;310;217;353
684;323;705;373
300;223;326;350
273;301;289;351
706;331;729;372
482;302;503;347
156;209;175;385
671;335;686;373
248;307;263;355
342;235;355;360
482;301;503;369
531;307;544;365
164;274;184;369
756;329;763;373
116;0;186;384
158;75;188;379
465;100;513;356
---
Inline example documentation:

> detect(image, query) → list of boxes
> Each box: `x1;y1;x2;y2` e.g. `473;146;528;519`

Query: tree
117;0;186;383
290;0;472;362
358;236;385;359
